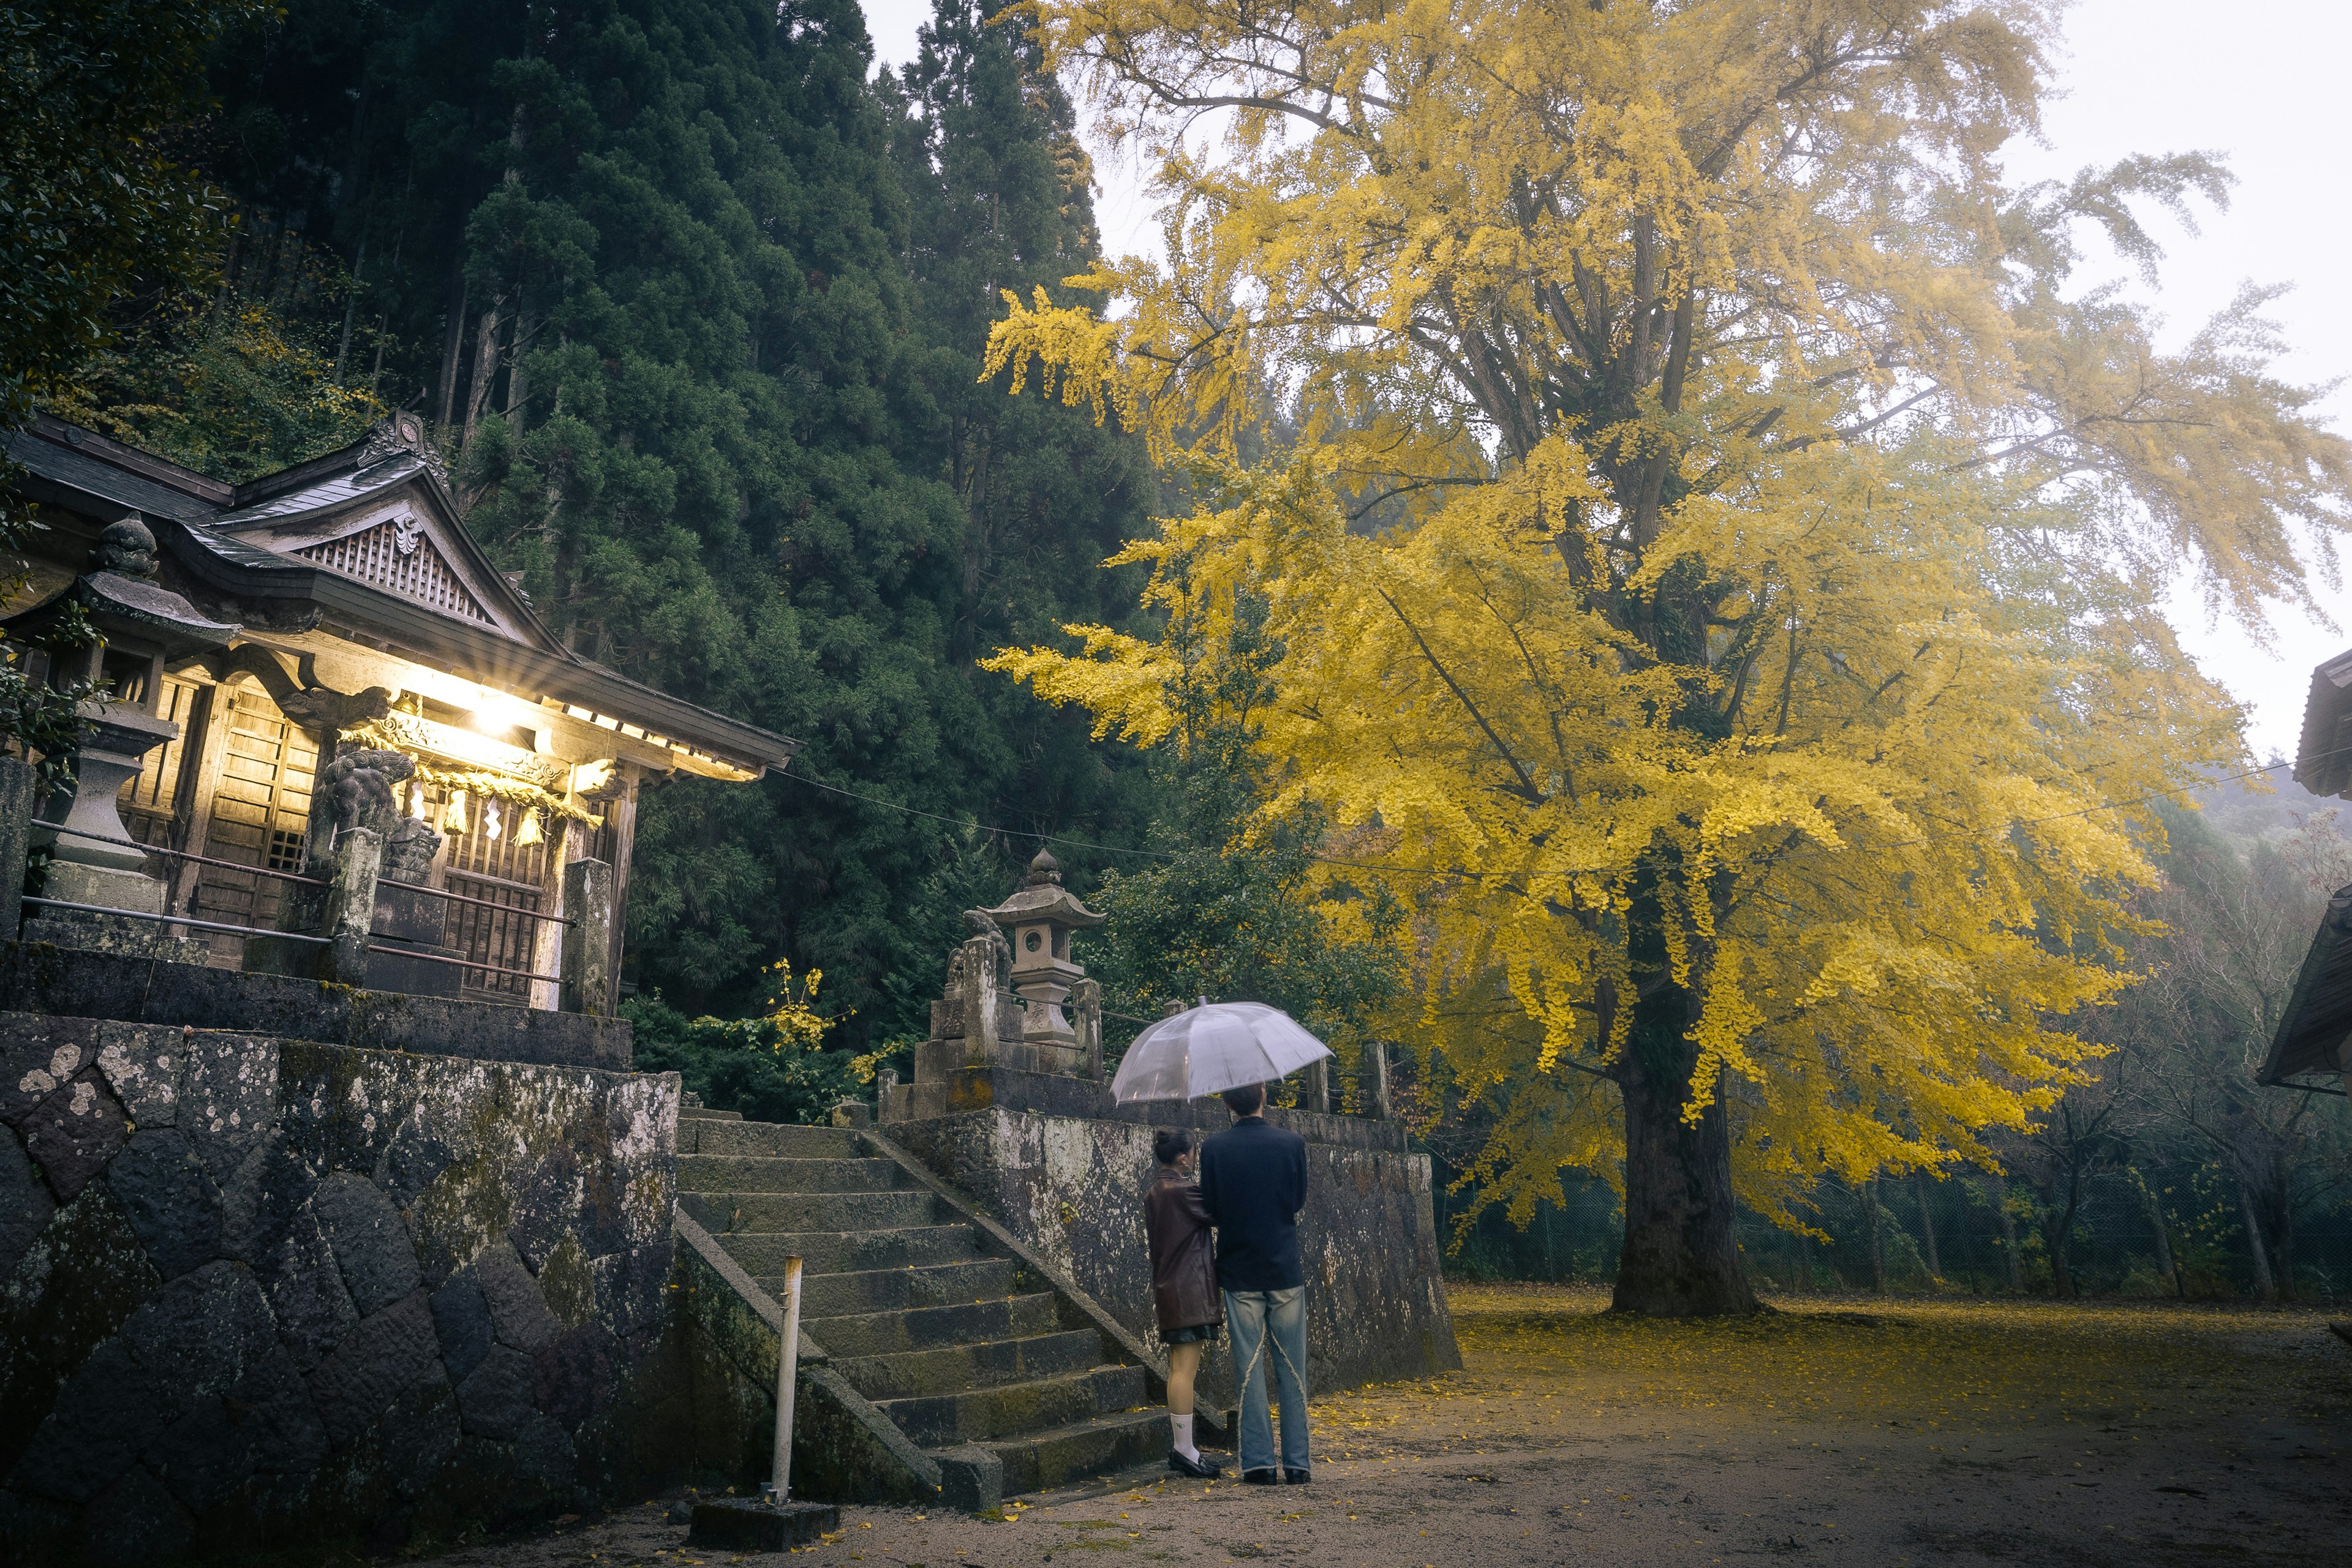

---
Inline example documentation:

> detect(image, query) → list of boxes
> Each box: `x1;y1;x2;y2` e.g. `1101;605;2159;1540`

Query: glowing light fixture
405;715;543;776
514;809;545;848
442;790;469;833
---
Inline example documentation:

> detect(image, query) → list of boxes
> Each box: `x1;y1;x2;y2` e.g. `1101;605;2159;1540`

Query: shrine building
0;412;796;1007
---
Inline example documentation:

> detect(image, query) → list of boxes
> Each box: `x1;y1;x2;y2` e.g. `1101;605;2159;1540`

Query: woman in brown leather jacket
1146;1128;1224;1478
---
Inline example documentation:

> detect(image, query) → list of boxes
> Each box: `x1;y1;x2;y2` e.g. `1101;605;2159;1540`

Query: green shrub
624;991;871;1128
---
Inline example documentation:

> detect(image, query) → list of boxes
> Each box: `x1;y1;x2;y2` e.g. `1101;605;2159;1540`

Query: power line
780;767;1185;862
782;762;1483;878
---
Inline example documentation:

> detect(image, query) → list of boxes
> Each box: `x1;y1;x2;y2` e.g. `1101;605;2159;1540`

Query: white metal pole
767;1256;804;1504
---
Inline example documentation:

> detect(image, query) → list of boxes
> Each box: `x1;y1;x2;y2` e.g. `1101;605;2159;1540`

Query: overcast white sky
862;1;2352;760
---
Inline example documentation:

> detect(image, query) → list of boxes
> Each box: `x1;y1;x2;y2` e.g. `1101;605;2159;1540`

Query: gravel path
413;1287;2352;1567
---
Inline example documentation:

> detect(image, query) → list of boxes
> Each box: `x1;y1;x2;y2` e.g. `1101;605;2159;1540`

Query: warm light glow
402;714;554;780
483;801;503;840
400;674;543;736
442;790;469;833
514;809;545;848
409;784;426;820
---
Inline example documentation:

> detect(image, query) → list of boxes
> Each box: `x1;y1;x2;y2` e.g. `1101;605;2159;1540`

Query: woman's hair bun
1153;1128;1193;1165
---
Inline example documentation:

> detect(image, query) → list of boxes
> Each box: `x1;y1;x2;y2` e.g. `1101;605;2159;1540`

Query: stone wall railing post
954;933;1004;1061
1362;1039;1392;1121
1072;977;1103;1081
321;826;382;986
0;755;36;937
560;858;616;1016
1303;1057;1330;1114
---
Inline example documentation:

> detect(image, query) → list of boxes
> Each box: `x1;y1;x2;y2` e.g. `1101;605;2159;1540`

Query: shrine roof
4;425;220;524
213;450;428;524
5;417;799;780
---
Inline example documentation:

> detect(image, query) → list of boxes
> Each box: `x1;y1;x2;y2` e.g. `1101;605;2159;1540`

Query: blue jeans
1223;1286;1310;1476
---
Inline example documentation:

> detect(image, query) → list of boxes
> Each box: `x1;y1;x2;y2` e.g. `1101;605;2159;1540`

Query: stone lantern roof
968;849;1106;1056
982;848;1106;932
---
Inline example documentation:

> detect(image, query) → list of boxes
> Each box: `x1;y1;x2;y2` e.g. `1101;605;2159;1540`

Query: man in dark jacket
1197;1080;1311;1484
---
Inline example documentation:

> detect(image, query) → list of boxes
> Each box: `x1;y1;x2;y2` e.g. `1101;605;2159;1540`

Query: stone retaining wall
0;1013;683;1564
884;1103;1460;1412
0;943;632;1071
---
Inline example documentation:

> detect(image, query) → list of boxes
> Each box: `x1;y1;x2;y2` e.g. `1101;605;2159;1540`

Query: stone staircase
676;1104;1169;1497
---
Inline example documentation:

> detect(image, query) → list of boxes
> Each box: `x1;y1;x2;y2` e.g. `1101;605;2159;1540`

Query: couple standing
1144;1080;1311;1485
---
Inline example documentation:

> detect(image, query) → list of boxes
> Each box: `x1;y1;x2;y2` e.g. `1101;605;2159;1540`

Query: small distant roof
2293;645;2352;799
2272;646;2352;1085
2263;883;2352;1085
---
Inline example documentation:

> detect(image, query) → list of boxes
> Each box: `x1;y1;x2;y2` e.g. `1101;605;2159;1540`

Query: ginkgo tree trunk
980;0;2352;1314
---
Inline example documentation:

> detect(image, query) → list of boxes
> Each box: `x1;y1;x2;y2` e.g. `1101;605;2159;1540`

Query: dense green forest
23;0;1406;1104
44;0;1176;1050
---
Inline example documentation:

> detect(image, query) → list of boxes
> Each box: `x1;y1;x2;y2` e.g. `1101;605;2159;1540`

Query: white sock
1170;1412;1197;1460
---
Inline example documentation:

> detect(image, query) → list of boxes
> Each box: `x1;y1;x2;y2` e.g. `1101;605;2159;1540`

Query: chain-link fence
1431;1156;2352;1303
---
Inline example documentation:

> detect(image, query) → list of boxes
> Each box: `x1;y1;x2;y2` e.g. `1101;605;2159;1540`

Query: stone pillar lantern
13;517;238;954
886;848;1110;1119
981;848;1106;1047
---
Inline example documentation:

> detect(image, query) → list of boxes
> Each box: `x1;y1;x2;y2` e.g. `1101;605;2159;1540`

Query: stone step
980;1406;1174;1498
679;1105;743;1121
719;1224;982;1276
674;1111;1162;1502
676;1155;906;1194
834;1329;1104;1402
682;1189;938;1235
875;1365;1145;1447
804;1292;1061;1359
687;1119;862;1158
777;1258;1019;1317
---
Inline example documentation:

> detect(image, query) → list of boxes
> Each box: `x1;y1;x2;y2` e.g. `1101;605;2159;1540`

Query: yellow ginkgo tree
981;0;2352;1313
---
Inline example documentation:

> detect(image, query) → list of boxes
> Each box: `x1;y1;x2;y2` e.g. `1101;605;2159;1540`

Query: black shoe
1240;1469;1281;1486
1284;1469;1311;1485
1169;1449;1223;1479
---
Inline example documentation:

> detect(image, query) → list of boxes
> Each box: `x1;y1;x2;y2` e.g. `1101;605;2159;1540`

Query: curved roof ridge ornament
353;412;449;488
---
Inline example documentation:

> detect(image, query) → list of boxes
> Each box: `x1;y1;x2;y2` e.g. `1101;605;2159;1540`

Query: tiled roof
5;431;221;524
214;454;424;525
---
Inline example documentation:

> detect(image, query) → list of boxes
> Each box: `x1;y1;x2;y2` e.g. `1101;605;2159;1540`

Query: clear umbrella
1109;999;1333;1103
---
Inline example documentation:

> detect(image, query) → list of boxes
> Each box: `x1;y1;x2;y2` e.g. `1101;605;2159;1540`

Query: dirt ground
418;1286;2352;1568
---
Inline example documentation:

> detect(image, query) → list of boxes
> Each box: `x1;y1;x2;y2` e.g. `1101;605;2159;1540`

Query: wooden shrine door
189;683;317;965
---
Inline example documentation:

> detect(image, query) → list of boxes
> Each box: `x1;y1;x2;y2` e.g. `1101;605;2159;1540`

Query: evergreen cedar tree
981;0;2352;1313
165;0;1165;1039
0;1;276;783
0;0;270;436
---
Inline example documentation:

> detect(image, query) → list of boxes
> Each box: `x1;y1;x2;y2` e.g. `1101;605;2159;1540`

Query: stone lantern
15;516;237;954
981;848;1106;1046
